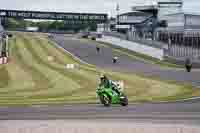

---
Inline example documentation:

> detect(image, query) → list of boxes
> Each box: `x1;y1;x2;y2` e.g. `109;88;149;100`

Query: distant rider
113;56;118;64
185;58;192;72
96;46;100;53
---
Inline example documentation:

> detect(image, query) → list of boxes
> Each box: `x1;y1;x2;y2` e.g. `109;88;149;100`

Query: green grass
0;32;199;106
0;66;10;88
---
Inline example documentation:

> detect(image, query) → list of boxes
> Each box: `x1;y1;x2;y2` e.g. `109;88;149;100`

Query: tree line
3;18;97;32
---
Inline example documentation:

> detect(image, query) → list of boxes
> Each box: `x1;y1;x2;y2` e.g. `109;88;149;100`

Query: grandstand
113;0;200;38
131;5;158;17
118;11;153;25
157;0;183;21
116;5;159;38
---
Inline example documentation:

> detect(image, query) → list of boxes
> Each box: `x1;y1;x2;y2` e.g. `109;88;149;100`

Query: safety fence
157;31;200;59
103;31;200;61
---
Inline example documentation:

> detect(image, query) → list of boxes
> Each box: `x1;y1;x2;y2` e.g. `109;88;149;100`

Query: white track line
155;96;200;103
50;38;92;66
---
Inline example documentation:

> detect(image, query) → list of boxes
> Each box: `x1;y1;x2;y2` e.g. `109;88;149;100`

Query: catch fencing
157;31;200;60
103;31;200;61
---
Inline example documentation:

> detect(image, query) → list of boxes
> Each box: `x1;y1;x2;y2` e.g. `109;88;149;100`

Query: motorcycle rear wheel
100;95;111;107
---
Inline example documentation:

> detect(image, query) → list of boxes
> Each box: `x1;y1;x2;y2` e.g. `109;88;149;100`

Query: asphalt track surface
52;34;200;87
1;102;200;124
1;34;200;123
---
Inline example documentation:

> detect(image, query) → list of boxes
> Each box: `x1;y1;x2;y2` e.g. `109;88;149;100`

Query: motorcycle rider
99;74;121;95
185;58;192;72
113;56;118;64
96;46;100;53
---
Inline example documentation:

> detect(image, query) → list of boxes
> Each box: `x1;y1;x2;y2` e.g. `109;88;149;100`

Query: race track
1;33;200;123
0;102;200;124
52;34;200;87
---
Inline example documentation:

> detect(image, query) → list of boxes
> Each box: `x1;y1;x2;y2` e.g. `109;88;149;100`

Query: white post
168;37;171;56
0;37;2;57
6;35;8;57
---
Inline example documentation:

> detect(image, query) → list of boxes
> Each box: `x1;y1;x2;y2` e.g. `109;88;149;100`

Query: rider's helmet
100;74;109;83
114;56;118;60
100;74;106;80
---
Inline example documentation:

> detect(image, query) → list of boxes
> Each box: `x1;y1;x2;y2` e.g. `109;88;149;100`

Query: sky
0;0;199;17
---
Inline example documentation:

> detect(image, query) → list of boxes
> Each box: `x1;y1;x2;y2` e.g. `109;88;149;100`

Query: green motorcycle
96;82;128;107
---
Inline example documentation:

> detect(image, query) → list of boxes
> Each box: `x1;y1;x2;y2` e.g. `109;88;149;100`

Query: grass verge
0;32;198;106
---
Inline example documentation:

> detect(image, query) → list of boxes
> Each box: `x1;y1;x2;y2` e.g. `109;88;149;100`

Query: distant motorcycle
185;58;192;72
96;47;100;53
113;57;118;64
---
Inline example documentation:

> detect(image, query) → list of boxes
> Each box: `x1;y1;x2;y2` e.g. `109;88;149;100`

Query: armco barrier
97;36;164;60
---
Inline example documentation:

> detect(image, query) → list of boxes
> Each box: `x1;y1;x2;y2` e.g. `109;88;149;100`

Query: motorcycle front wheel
120;96;128;106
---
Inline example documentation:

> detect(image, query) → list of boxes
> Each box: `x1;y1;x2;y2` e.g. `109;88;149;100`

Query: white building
97;18;116;33
162;12;200;30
